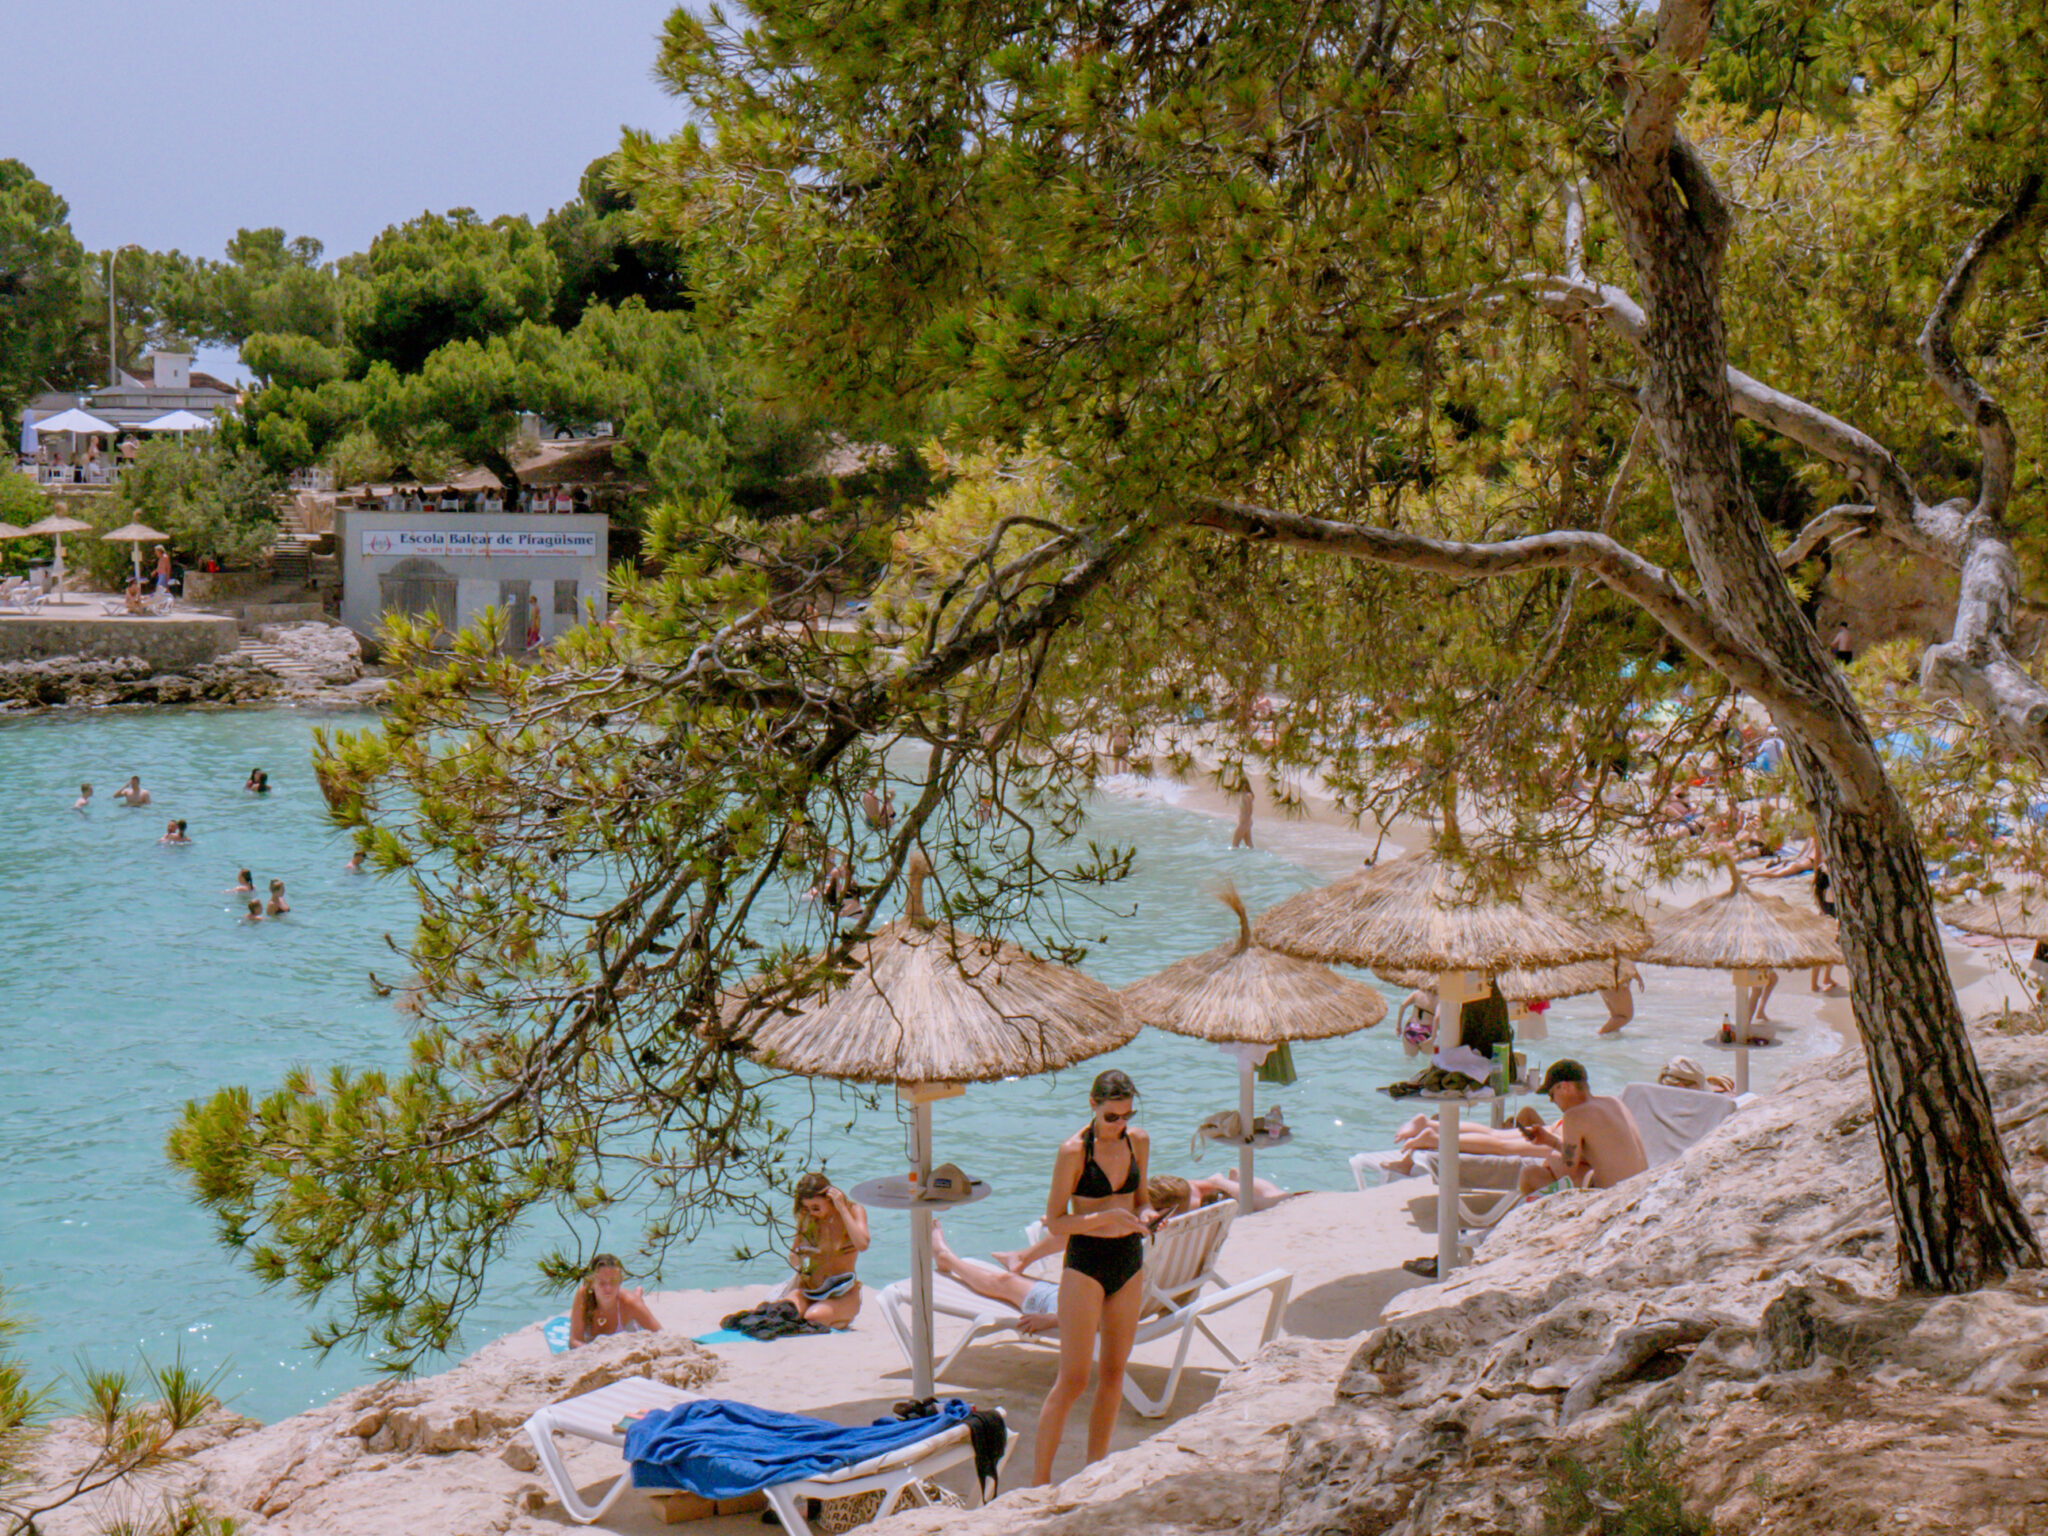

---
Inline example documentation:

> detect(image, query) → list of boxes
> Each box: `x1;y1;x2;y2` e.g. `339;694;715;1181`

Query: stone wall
0;613;238;668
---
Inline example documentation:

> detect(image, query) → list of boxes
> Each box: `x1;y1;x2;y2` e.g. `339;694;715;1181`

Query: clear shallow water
0;710;1832;1423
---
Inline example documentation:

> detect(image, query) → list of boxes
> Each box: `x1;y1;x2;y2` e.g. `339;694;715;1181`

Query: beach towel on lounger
624;1397;970;1498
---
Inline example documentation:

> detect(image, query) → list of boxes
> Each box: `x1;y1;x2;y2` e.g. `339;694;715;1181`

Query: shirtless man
1516;1060;1648;1199
113;775;150;807
1230;789;1255;849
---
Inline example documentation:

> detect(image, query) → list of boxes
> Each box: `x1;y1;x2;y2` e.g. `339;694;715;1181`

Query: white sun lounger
520;1377;1007;1532
878;1198;1293;1417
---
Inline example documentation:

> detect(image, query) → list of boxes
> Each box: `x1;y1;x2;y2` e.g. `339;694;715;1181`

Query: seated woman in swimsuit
567;1252;663;1347
1034;1068;1150;1487
781;1172;869;1327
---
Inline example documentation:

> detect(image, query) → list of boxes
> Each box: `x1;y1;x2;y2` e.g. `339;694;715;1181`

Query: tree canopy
170;0;2048;1367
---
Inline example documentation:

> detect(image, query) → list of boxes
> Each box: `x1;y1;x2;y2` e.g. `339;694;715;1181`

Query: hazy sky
4;0;688;262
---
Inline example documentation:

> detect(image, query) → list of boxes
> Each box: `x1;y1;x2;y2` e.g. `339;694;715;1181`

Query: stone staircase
269;498;320;586
233;635;326;688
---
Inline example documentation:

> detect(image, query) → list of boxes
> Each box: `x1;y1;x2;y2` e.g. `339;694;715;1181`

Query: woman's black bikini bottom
1064;1233;1144;1298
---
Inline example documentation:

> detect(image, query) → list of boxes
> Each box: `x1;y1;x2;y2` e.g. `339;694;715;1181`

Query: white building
336;509;609;649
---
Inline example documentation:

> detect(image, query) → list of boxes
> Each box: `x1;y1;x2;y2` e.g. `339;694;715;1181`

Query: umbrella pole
1436;1098;1461;1278
1238;1052;1258;1215
53;534;65;604
1731;973;1754;1095
908;1096;935;1399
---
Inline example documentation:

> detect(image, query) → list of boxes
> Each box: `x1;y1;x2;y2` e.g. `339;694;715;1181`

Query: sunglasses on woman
1097;1109;1133;1124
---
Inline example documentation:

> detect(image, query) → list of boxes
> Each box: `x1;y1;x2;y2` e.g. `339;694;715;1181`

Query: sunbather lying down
931;1224;1066;1334
1379;1112;1563;1177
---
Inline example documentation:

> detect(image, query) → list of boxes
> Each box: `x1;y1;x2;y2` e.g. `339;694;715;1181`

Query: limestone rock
254;622;362;685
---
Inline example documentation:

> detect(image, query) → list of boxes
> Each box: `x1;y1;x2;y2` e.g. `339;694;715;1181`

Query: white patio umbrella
101;521;171;585
26;407;116;437
24;514;95;604
139;410;213;436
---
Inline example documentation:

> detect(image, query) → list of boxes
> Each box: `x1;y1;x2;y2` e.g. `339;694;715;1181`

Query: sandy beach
404;1188;1438;1533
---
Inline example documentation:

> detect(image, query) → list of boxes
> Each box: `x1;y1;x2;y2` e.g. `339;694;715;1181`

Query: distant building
27;351;241;433
336;507;609;651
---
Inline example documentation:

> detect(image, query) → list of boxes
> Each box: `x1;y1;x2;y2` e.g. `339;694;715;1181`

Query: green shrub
1543;1416;1713;1536
108;438;282;571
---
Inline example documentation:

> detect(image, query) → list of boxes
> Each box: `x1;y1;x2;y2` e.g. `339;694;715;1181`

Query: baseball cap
1539;1059;1589;1094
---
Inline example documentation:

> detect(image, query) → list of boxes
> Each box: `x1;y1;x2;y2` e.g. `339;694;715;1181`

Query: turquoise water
0;709;1829;1423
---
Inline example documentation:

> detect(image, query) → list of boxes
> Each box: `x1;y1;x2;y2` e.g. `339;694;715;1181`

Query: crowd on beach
550;1063;1655;1485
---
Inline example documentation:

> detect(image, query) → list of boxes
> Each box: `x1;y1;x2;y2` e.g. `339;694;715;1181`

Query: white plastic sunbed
877;1198;1293;1418
519;1377;1006;1533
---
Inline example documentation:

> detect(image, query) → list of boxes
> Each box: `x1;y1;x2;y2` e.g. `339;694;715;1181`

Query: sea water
0;708;1828;1422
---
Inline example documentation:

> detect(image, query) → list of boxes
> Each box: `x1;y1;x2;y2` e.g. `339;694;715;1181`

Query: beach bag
1256;1040;1298;1087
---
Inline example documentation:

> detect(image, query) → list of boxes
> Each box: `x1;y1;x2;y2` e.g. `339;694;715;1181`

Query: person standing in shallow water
1230;788;1255;849
1034;1068;1150;1486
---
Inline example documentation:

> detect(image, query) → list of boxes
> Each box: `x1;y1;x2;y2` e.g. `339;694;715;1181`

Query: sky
2;0;688;262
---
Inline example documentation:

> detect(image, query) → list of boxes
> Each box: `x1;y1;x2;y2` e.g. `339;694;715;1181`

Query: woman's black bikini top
1074;1124;1140;1199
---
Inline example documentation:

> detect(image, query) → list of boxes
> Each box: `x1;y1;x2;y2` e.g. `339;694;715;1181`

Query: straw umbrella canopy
100;520;171;585
1120;887;1386;1208
1256;847;1647;1277
1941;878;2048;943
24;514;95;603
1639;869;1843;1091
722;851;1133;1396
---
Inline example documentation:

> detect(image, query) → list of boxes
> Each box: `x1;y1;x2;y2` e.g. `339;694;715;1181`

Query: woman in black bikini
1033;1069;1150;1486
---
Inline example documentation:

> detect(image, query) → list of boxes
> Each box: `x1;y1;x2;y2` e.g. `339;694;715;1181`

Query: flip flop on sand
1402;1256;1438;1279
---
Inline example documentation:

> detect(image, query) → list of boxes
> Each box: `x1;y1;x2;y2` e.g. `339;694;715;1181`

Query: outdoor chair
878;1198;1293;1417
0;580;45;614
519;1377;1005;1533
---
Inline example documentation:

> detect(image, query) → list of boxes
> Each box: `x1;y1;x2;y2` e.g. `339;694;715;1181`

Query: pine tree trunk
1597;140;2040;1290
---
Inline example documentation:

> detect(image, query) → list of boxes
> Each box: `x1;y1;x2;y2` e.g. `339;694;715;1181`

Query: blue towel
542;1315;571;1353
625;1398;968;1497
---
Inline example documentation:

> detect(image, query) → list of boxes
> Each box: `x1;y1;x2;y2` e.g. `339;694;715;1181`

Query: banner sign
360;528;601;559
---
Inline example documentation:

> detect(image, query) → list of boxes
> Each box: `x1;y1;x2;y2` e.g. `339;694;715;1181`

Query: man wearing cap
1515;1060;1648;1199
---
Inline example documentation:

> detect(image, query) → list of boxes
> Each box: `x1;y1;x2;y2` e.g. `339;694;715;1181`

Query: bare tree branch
1918;174;2041;523
1777;503;1877;571
1621;0;1714;164
1189;494;1861;757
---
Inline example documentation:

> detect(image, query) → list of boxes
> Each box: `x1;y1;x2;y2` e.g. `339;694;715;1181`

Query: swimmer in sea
74;783;92;811
114;775;150;807
243;900;264;923
159;819;185;845
343;849;366;874
265;878;290;916
227;868;255;894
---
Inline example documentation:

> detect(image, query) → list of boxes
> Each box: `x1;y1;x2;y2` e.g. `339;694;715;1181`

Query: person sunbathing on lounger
931;1224;1065;1335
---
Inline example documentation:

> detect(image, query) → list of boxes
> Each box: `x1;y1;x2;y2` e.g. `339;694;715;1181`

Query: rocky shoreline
0;622;388;713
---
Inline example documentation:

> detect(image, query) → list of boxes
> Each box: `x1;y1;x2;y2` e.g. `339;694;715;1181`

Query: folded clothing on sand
718;1299;833;1340
625;1397;971;1497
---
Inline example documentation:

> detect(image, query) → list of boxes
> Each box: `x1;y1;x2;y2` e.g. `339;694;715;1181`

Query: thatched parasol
1256;847;1647;1277
1120;887;1385;1208
1255;853;1649;980
100;520;170;585
1942;878;2048;943
1640;869;1842;1091
1381;955;1634;1004
24;514;93;604
723;852;1132;1395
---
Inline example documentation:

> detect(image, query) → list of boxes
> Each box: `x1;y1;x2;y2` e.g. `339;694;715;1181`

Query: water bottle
1719;1012;1734;1045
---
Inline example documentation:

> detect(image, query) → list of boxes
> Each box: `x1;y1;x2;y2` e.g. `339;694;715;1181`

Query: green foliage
1543;1416;1714;1536
241;331;346;392
0;1286;234;1536
540;154;692;329
0;161;90;425
0;475;50;574
107;440;281;571
346;209;558;373
166;227;344;348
